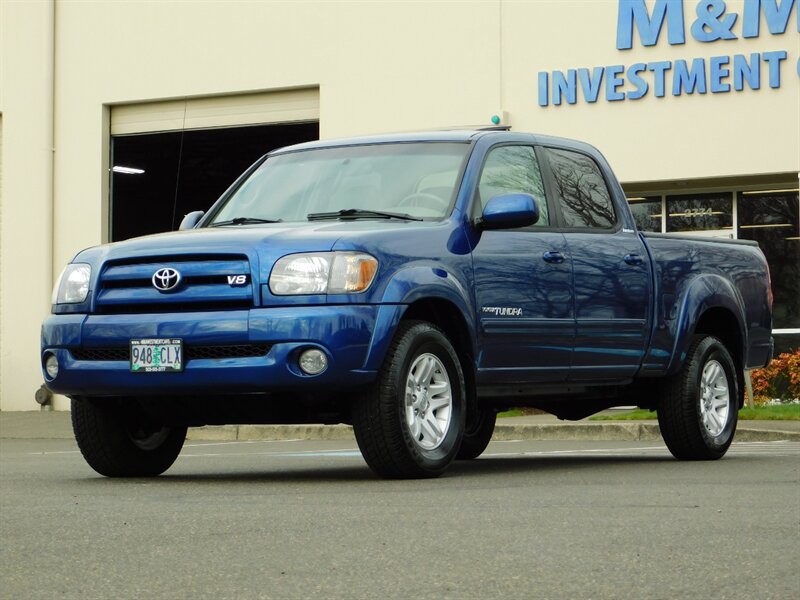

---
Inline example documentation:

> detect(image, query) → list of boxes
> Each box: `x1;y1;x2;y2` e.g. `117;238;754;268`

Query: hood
74;219;448;270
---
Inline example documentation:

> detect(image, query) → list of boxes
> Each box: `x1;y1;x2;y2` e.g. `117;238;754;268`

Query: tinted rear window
544;148;616;229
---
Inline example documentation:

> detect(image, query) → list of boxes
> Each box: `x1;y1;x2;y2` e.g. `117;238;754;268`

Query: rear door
471;144;574;383
540;146;652;381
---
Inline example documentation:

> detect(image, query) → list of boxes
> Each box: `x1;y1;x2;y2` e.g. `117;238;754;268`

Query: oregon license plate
130;338;184;373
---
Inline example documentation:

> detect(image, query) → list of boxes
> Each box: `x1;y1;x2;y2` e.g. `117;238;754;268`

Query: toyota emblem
152;267;182;292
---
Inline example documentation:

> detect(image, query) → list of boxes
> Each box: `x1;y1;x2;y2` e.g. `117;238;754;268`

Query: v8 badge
227;274;248;286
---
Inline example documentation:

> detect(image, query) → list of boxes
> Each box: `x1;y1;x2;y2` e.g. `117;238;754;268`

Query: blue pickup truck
41;130;773;479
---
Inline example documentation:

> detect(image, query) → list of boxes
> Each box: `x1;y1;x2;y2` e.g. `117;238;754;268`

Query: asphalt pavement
1;434;799;599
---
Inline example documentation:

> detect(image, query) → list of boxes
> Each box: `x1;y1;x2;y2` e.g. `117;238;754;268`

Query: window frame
469;142;558;232
538;145;622;233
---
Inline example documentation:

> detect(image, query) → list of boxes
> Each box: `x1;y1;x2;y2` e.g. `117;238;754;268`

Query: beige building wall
1;0;798;410
1;0;56;411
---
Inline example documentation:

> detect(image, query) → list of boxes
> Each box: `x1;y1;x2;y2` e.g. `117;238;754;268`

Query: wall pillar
0;0;55;411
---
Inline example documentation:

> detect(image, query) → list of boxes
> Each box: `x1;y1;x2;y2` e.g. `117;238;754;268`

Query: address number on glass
130;339;184;373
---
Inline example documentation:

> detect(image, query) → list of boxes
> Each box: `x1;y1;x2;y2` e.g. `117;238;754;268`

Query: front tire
657;335;739;460
352;321;466;479
71;397;187;477
456;408;496;460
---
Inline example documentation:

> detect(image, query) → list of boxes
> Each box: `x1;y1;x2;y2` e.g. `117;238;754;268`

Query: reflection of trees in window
545;148;615;228
628;197;662;232
666;193;733;232
738;192;798;229
738;191;800;329
479;146;548;225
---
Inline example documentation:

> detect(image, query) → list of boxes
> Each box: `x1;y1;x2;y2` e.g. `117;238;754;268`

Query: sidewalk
2;410;799;442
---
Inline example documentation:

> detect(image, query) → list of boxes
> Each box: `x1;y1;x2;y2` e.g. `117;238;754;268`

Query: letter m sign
617;0;687;49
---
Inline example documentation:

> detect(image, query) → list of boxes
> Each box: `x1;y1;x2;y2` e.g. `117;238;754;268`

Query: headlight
52;264;91;304
270;252;378;295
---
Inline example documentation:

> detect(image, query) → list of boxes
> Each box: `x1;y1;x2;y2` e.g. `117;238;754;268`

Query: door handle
624;254;644;266
542;251;565;264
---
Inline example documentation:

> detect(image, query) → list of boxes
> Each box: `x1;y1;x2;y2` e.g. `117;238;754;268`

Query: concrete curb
731;428;800;442
184;422;800;443
186;424;357;442
2;412;798;442
494;422;664;441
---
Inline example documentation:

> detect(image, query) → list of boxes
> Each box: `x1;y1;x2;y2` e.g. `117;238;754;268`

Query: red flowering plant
749;350;800;405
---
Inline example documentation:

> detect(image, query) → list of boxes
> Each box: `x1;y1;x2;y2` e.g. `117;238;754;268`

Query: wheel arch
365;266;477;422
401;297;479;430
376;266;477;365
668;274;747;376
401;297;475;371
692;307;746;408
693;307;744;371
667;274;747;409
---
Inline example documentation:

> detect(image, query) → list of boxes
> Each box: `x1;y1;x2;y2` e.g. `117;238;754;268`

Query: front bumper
41;305;403;396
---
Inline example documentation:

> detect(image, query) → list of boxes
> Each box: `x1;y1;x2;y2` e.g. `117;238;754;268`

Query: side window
477;145;549;227
544;148;616;229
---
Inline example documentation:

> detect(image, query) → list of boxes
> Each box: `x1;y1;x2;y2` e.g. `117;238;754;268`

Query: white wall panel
111;88;320;135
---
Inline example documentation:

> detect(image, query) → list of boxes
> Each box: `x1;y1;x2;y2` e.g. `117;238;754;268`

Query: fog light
45;354;59;379
299;349;328;375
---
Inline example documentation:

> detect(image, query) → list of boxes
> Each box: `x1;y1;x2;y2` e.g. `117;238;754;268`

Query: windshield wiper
307;209;423;222
211;217;282;227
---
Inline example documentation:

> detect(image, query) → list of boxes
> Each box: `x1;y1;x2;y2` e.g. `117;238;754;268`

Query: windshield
207;142;469;225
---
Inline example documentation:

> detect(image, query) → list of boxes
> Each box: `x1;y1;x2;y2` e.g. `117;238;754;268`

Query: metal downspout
40;0;56;409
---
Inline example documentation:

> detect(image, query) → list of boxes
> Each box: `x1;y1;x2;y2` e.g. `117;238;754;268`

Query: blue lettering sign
673;58;708;94
578;67;604;102
537;2;794;108
606;65;626;100
538;72;549;107
733;53;761;89
742;0;798;37
691;0;738;41
709;55;732;91
553;69;578;105
762;50;788;86
627;63;650;98
648;61;674;97
617;0;686;49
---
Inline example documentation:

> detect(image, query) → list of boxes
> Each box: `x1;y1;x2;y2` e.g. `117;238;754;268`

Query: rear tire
71;397;187;477
657;335;739;460
352;321;466;479
456;408;496;460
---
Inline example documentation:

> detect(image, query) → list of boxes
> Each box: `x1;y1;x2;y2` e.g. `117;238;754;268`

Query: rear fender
666;274;746;375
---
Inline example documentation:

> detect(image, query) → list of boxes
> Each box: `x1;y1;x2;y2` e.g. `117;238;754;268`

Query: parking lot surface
2;437;798;599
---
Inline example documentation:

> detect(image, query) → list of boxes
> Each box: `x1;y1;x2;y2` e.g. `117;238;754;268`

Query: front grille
71;344;272;362
189;344;272;360
95;254;255;314
72;347;130;361
94;301;253;315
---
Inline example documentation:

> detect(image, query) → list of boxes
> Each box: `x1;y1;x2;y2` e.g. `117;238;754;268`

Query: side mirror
178;210;205;230
477;193;539;230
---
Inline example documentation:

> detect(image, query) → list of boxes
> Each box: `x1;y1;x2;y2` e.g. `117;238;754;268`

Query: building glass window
628;186;798;353
666;192;733;234
738;189;800;334
628;196;662;232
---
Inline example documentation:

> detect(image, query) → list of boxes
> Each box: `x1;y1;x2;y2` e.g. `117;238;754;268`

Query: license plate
130;338;184;373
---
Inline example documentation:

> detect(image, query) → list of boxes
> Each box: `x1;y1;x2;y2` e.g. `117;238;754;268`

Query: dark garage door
110;121;318;241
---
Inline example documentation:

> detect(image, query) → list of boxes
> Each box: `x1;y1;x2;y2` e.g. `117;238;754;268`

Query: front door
471;144;574;383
